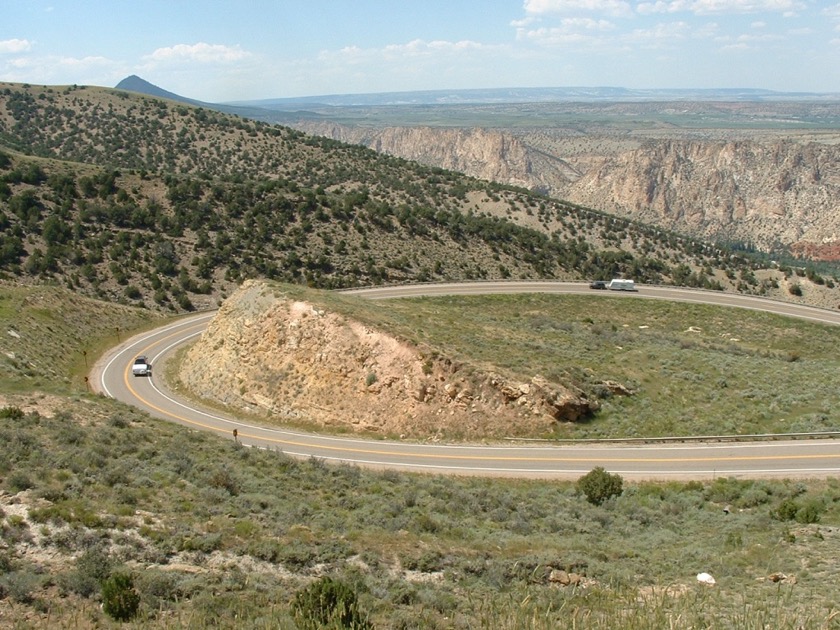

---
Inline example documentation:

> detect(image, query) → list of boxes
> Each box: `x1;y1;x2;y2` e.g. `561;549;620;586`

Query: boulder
696;572;716;586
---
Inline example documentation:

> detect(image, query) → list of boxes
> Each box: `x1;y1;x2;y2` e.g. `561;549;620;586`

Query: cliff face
179;281;601;440
293;121;840;258
565;140;840;255
296;122;580;196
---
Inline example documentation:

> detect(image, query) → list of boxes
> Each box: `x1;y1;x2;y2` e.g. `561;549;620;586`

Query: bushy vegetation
0;282;158;393
101;572;141;622
2;82;840;628
2;398;840;627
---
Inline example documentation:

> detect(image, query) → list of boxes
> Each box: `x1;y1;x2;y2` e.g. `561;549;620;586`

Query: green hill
2;80;835;312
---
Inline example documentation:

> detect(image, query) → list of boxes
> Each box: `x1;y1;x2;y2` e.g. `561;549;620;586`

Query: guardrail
505;431;840;445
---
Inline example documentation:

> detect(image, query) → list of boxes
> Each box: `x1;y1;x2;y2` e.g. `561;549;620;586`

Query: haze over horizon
2;0;840;102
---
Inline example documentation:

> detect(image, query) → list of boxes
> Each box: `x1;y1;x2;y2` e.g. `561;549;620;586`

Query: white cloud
324;38;499;64
625;21;691;45
0;53;122;87
520;27;598;46
560;17;617;30
637;0;803;14
637;1;692;14
523;0;633;17
145;43;251;65
523;17;688;48
0;39;33;54
693;21;720;38
510;16;538;28
302;38;520;96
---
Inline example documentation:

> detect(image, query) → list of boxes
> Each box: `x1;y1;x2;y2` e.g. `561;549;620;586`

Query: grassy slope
0;283;160;394
1;284;840;628
3;399;840;628
265;284;840;439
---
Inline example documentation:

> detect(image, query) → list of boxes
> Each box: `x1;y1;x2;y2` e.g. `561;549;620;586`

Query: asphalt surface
93;282;840;480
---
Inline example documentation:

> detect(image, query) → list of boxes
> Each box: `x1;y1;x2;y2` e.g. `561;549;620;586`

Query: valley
2;80;840;627
285;100;840;260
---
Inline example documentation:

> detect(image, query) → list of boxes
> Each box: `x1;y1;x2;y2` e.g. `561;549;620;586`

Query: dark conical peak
115;75;200;105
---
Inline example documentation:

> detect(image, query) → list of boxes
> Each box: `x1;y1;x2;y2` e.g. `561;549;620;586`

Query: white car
131;355;152;377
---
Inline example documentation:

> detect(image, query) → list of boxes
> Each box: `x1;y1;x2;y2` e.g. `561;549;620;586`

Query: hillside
1;81;839;312
2;76;840;626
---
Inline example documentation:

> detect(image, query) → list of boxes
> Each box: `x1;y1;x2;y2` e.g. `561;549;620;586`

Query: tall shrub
291;576;370;629
577;466;624;506
101;572;140;622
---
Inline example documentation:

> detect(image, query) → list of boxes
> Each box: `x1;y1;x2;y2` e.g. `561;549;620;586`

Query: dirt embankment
179;280;603;440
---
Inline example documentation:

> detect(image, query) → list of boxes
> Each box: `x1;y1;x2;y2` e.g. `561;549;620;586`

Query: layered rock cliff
293;120;840;259
179;281;603;440
565;140;840;256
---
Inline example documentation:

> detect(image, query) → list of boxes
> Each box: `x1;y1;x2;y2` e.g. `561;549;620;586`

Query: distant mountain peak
114;75;200;105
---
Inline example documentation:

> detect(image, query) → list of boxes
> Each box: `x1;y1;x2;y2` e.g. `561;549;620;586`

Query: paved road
93;282;840;480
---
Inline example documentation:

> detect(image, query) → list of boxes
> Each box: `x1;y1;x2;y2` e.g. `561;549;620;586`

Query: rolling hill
1;80;837;313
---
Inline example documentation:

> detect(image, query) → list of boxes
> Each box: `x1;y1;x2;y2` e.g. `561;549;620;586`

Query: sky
2;0;839;102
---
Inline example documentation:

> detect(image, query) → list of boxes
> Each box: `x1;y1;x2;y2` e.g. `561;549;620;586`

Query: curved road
94;282;840;480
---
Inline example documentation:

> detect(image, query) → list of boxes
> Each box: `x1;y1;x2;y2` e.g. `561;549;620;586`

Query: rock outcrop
179;281;601;440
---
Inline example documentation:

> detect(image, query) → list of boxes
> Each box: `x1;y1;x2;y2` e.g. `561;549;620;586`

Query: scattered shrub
577;467;624;506
291;576;370;630
107;414;129;428
208;466;240;495
101;572;140;622
59;546;113;598
775;499;799;522
0;406;25;420
795;500;823;524
774;498;823;524
0;569;40;604
6;471;34;493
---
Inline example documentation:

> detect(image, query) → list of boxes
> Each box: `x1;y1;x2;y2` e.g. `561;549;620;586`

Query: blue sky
2;0;839;102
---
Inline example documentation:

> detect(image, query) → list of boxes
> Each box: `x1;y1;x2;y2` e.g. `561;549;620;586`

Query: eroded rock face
292;121;840;259
566;140;840;254
179;280;603;439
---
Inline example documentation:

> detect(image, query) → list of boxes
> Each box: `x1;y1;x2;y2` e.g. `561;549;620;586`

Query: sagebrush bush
775;498;822;524
0;569;39;604
0;406;25;420
59;546;113;598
